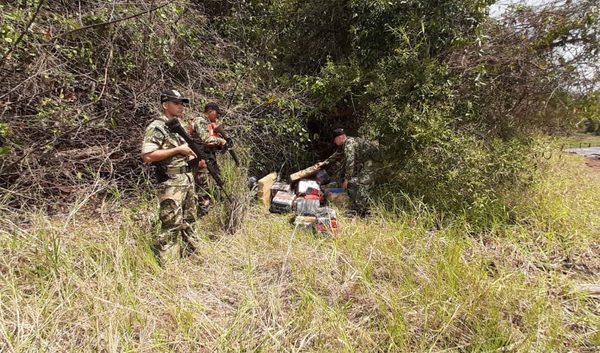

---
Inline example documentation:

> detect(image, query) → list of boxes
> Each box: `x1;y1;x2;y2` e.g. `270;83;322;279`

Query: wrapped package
294;216;317;231
271;181;292;194
257;172;277;208
297;179;320;195
295;196;321;216
270;191;295;214
315;207;338;234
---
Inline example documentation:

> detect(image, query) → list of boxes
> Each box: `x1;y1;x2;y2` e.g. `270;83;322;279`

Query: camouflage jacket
324;137;379;180
141;115;193;186
190;115;222;147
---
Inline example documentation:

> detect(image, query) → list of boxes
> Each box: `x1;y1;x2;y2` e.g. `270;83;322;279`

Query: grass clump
0;154;598;352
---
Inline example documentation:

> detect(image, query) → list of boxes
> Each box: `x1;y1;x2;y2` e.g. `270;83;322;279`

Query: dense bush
0;0;313;208
575;91;600;135
222;0;599;217
0;0;598;216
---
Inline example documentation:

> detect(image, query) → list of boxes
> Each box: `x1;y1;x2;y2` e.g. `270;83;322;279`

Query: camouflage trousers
154;175;199;259
347;160;375;215
194;169;211;216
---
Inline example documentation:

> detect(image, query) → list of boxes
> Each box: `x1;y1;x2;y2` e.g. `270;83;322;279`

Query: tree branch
0;0;46;69
49;0;175;41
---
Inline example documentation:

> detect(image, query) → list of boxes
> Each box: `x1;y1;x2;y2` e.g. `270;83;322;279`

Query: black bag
151;161;169;183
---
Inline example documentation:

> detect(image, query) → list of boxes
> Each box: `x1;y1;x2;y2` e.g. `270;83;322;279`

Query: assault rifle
166;118;232;202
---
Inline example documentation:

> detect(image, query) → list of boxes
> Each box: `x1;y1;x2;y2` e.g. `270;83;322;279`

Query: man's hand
142;144;196;164
198;159;207;169
217;137;227;146
342;179;349;190
177;144;196;158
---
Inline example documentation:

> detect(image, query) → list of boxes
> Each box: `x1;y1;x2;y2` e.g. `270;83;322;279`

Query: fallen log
288;162;325;183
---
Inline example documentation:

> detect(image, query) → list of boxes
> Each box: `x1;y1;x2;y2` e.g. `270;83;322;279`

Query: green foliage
0;122;10;155
294;59;366;118
225;0;596;216
2;0;598;215
265;0;522;214
0;10;19;46
0;3;34;65
375;135;536;225
245;91;316;176
576;91;600;135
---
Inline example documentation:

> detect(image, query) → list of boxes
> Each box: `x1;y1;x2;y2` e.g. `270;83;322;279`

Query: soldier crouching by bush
322;128;379;216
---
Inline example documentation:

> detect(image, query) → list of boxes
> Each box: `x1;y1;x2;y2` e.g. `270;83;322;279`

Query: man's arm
192;117;226;147
323;148;343;166
344;141;357;179
141;122;197;164
142;145;195;164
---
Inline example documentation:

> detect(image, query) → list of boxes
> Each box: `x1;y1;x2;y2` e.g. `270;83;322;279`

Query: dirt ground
584;157;600;170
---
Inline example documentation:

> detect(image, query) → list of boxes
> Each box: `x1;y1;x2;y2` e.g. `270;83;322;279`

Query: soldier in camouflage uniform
141;89;203;259
323;128;379;215
189;102;227;216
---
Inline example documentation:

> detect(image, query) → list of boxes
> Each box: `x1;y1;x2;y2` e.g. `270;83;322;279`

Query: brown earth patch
584;157;600;170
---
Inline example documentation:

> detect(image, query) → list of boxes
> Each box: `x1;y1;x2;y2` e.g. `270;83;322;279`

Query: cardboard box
257;172;277;208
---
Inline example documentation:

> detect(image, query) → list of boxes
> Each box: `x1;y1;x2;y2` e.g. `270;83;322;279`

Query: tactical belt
166;166;191;175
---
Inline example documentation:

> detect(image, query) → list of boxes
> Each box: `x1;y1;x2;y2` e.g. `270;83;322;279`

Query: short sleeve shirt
191;115;221;146
142;115;192;186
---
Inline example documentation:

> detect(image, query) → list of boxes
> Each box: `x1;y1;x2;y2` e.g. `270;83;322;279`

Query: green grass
559;133;600;148
0;154;598;352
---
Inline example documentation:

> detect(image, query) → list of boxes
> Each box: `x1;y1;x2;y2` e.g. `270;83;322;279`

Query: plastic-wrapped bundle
270;191;295;214
271;181;292;194
297;179;320;195
257;172;277;207
295;197;321;216
315;170;330;185
315;207;338;234
294;216;317;231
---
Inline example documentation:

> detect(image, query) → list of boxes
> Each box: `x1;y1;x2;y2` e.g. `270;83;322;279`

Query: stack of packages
257;170;343;234
270;181;294;213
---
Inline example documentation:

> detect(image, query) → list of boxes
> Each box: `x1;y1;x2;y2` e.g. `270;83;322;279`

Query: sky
489;0;550;17
489;0;598;90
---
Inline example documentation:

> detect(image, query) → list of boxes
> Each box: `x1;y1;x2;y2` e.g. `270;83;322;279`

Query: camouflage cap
160;89;190;104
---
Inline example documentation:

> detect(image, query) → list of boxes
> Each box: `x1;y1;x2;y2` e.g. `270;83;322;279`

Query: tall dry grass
0;154;598;352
